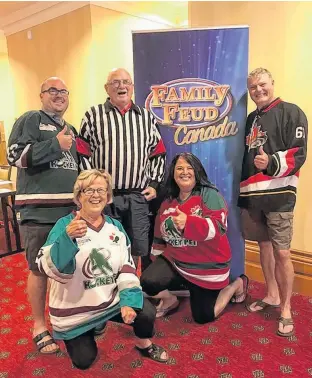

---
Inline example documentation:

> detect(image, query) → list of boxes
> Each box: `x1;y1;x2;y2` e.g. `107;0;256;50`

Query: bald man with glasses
7;77;79;354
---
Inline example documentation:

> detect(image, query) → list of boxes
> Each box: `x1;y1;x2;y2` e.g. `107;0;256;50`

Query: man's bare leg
28;271;59;353
274;248;294;334
248;240;280;312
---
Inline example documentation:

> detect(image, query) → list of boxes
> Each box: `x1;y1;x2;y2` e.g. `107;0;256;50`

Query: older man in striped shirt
77;68;166;270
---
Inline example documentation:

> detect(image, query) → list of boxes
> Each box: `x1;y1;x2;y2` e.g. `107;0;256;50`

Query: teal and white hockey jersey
36;212;143;340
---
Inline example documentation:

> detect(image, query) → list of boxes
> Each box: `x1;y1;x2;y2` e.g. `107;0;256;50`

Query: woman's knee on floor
191;307;216;325
64;331;98;370
71;351;98;370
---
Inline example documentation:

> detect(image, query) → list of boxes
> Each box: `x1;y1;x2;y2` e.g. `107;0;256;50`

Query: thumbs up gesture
74;211;81;220
254;145;269;170
56;125;73;151
172;206;187;232
66;211;88;239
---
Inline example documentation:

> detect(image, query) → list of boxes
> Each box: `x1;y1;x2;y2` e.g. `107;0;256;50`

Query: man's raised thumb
75;211;81;220
259;146;265;155
59;125;68;134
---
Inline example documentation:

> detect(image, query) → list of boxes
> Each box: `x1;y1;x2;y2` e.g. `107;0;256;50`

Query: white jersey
36;213;143;340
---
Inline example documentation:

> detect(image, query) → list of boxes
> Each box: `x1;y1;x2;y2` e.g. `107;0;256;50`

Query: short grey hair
73;169;113;206
106;68;132;84
248;67;273;81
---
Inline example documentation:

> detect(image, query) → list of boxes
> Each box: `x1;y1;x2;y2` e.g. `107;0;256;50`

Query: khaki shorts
241;209;294;250
20;222;54;271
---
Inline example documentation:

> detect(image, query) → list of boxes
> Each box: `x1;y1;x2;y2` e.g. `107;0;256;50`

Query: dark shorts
241;208;294;250
105;191;150;257
20;222;54;271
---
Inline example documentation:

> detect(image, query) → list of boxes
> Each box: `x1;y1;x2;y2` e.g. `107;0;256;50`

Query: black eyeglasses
107;80;133;88
41;87;69;96
82;188;108;196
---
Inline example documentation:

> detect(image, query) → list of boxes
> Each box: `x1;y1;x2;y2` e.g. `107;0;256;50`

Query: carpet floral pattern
0;253;312;378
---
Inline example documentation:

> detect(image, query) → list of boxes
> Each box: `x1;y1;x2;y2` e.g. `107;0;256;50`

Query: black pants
105;191;157;271
140;256;221;324
63;299;156;370
105;191;150;258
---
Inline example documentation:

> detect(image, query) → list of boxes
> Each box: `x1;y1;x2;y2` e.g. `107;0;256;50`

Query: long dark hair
164;152;217;200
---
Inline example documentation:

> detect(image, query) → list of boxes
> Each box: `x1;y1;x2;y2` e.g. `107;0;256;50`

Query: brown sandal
246;300;280;313
276;317;294;337
136;343;168;363
33;330;59;354
231;274;249;303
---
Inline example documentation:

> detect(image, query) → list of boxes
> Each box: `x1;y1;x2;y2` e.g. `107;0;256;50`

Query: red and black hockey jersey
238;98;308;212
152;187;231;290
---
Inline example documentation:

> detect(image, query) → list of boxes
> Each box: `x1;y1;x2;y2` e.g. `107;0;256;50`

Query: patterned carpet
0;252;312;378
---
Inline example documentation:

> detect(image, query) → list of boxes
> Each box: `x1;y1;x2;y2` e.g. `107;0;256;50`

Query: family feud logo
145;78;238;146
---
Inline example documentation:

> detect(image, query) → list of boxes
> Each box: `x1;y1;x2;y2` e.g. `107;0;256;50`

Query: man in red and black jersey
238;68;308;337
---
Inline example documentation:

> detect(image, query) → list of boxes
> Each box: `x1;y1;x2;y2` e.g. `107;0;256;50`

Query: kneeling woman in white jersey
36;169;168;369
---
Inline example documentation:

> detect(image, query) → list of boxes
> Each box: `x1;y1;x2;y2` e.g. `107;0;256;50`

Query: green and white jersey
36;213;143;340
7;110;78;224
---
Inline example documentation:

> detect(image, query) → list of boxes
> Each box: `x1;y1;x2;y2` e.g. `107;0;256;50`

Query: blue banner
133;27;249;278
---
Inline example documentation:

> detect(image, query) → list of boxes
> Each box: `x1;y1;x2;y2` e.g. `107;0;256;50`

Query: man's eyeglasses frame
41;87;70;96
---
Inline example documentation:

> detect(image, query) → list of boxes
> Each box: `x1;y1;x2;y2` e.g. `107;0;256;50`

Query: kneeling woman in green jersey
36;169;168;369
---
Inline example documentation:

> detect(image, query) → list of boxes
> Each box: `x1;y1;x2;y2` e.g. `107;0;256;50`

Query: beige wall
87;5;171;109
0;32;15;140
6;6;93;129
5;5;172;131
189;1;312;252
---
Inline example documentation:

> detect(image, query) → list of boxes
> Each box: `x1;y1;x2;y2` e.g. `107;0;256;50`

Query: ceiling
0;1;38;19
0;1;188;35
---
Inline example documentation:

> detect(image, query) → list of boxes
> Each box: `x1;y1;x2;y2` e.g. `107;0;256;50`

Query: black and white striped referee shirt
77;99;166;190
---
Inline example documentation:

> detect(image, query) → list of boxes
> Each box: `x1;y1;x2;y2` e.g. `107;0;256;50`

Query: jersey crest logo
160;216;197;247
77;236;91;247
163;207;176;215
39;123;57;131
82;248;113;279
246;121;268;151
50;151;78;171
191;205;203;217
161;216;181;241
109;233;120;244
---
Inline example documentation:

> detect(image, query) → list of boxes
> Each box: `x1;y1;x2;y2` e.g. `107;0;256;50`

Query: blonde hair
73;169;113;206
248;67;273;81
